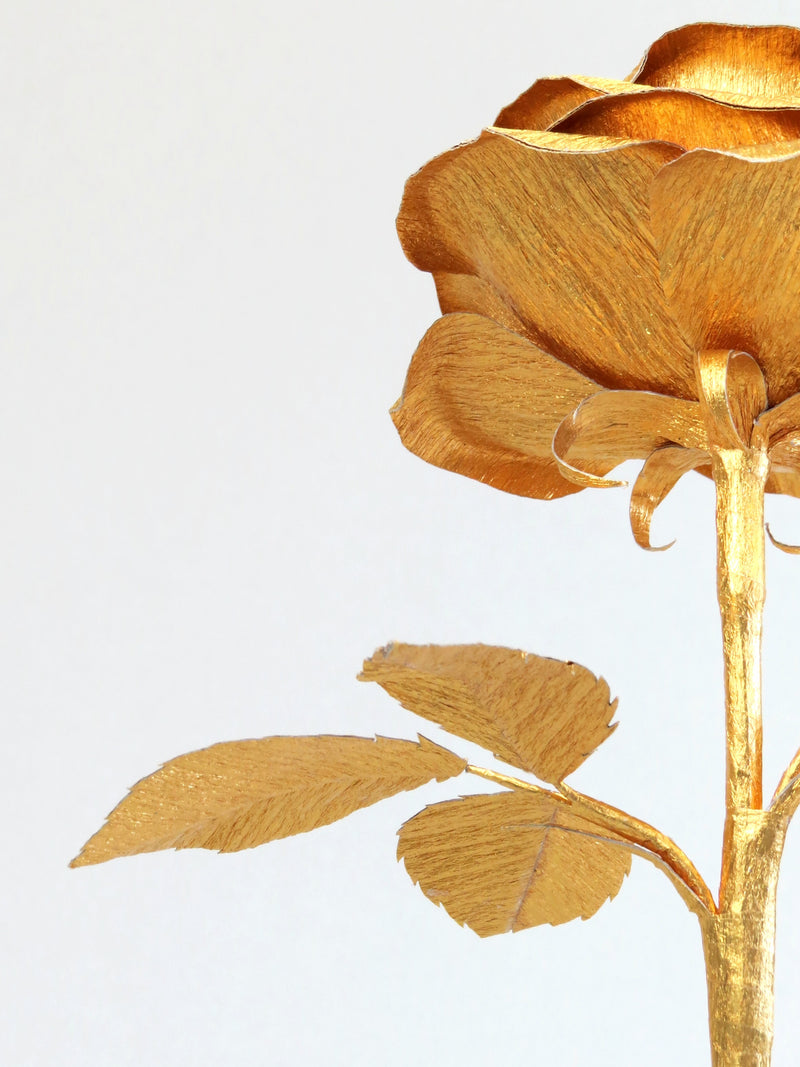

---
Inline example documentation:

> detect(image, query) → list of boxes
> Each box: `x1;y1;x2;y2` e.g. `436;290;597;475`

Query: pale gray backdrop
5;1;800;1063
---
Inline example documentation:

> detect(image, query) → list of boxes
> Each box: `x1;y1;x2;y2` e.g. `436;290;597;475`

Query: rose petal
630;23;800;99
650;147;800;404
391;313;601;499
397;128;694;397
498;74;800;133
494;77;604;131
554;90;800;151
433;272;529;335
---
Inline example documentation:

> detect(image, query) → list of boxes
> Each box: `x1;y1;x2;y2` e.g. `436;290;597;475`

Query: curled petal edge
551;389;707;490
551;411;627;489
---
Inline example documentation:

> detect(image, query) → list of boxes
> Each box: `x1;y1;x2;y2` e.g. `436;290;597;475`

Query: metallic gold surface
397;791;631;936
554;90;800;150
701;812;787;1067
75;22;800;1065
555;781;715;916
628;23;800;98
390;23;800;1060
629;445;707;550
70;735;466;866
359;642;617;783
712;447;768;815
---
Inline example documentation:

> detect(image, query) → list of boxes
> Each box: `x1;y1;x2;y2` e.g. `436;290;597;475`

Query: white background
5;1;800;1063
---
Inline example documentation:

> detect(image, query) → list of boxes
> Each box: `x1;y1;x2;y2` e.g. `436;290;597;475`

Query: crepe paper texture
73;22;800;1066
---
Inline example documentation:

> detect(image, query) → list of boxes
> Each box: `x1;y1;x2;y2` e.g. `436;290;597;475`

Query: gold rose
72;22;800;1067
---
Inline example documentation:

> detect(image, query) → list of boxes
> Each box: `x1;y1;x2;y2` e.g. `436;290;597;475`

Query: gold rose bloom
394;22;800;548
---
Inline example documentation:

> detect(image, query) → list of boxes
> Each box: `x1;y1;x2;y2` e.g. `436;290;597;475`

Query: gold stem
699;811;787;1067
705;443;780;1066
465;764;551;795
556;781;715;914
466;765;714;913
712;446;768;824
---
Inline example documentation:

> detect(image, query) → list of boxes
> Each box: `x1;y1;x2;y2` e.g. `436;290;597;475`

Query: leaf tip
358;641;396;681
69;845;97;869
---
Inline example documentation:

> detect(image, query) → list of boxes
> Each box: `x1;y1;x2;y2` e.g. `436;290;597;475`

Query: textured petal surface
398;792;631;937
391;314;601;499
71;735;466;866
360;642;617;782
552;389;707;488
695;349;767;449
397;129;694;397
494;77;604;131
432;273;529;335
630;23;800;99
651;148;800;404
554;90;800;150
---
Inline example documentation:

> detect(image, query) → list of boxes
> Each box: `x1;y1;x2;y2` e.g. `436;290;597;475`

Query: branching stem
465;764;715;914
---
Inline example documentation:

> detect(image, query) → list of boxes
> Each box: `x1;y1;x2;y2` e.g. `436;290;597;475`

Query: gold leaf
360;643;617;783
71;735;466;867
650;147;800;405
396;128;694;398
391;313;601;500
397;792;631;937
629;23;800;100
554;90;800;151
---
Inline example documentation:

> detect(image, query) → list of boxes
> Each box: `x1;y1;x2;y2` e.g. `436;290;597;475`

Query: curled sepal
630;446;708;551
397;791;631;937
359;643;617;784
695;349;768;449
766;523;800;556
552;389;707;489
754;393;800;451
70;735;467;867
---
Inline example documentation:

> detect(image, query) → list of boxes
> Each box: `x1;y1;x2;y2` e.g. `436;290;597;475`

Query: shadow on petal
554;90;800;151
629;23;800;100
392;313;601;499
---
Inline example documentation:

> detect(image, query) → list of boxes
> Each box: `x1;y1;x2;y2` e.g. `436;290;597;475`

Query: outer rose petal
630;23;800;100
397;128;695;397
554;90;800;151
391;313;602;499
496;75;800;136
433;272;529;335
494;77;604;131
650;146;800;404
